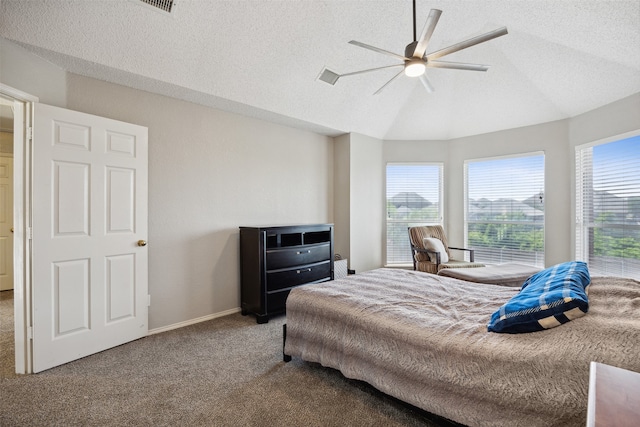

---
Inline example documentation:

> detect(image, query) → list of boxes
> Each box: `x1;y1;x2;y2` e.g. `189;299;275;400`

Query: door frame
0;83;38;374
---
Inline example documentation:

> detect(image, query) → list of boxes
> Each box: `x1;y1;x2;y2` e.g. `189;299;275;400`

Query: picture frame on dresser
239;224;334;323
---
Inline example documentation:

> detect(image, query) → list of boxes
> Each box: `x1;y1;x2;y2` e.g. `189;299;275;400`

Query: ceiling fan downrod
405;0;422;68
412;0;417;42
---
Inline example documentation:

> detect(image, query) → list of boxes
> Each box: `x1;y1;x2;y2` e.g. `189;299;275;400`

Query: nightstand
587;361;640;426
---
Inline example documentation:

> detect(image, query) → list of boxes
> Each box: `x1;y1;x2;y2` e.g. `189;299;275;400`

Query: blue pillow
487;261;591;333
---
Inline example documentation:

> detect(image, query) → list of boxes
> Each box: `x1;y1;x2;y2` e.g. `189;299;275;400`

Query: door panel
54;161;89;235
106;254;136;322
54;259;90;335
32;103;148;373
107;167;135;233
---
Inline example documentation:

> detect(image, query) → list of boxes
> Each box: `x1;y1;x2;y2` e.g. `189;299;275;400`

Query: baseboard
148;307;242;336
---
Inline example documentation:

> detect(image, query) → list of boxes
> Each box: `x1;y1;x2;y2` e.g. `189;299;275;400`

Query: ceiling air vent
138;0;175;14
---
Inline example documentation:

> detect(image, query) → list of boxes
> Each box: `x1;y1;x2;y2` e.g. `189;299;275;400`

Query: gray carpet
0;290;15;379
0;291;457;426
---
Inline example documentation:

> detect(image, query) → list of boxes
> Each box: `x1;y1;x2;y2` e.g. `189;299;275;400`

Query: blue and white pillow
487;261;591;333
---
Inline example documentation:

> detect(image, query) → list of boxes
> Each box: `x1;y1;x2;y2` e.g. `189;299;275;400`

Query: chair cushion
423;237;449;263
487;261;591;333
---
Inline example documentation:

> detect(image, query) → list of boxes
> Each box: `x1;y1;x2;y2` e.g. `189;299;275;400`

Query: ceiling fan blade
426;27;508;61
340;63;404;78
427;60;489;72
349;40;409;61
374;70;405;95
412;9;442;58
419;74;435;93
318;64;403;86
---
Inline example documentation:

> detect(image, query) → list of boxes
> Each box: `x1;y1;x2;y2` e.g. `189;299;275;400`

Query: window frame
385;162;444;266
575;130;640;278
464;151;545;267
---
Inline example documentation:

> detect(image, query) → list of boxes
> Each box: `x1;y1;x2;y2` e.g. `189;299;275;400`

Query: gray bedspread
284;268;640;427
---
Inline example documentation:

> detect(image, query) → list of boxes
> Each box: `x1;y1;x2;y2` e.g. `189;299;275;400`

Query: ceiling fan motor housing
405;41;420;59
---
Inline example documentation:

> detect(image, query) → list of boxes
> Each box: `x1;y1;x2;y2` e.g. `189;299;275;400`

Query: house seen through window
386;163;443;265
576;134;640;279
465;153;545;267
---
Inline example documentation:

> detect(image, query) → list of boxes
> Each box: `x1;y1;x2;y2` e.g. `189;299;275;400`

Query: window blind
465;153;545;267
576;135;640;279
386;163;443;265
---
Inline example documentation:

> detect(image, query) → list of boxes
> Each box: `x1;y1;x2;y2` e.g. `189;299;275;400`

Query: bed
283;268;640;427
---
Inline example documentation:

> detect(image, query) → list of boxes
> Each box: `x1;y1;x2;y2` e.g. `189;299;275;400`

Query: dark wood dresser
239;224;334;323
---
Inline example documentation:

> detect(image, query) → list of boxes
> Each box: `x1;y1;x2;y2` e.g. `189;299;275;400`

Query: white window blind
465;153;545;267
386;163;443;265
576;134;640;279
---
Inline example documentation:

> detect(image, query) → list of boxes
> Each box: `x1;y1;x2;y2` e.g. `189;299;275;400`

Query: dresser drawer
267;260;331;291
266;243;331;270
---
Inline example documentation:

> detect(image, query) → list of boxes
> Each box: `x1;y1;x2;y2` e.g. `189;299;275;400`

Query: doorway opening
0;93;16;375
0;84;37;374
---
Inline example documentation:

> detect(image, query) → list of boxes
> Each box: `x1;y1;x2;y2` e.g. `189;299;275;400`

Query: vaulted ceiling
1;0;639;140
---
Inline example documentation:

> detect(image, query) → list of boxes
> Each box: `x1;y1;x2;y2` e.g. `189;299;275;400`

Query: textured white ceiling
1;0;639;140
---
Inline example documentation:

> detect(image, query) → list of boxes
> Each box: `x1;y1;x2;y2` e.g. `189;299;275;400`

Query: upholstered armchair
408;225;485;274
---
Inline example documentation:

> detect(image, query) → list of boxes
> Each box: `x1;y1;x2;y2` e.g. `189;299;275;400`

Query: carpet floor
0;291;458;426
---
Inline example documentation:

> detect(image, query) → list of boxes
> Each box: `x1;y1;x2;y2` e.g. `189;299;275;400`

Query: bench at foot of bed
437;262;541;287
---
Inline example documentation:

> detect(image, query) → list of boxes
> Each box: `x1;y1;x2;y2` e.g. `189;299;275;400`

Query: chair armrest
413;247;441;265
448;247;475;262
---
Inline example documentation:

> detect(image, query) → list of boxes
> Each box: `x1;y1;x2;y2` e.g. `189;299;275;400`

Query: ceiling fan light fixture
404;60;426;77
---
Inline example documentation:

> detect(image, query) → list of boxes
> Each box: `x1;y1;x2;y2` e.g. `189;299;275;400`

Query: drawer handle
296;250;311;255
296;268;312;274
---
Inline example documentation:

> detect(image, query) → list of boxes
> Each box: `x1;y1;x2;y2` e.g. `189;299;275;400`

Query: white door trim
0;84;38;374
0;84;39;103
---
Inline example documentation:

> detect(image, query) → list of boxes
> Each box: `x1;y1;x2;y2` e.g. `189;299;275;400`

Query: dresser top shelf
240;224;333;249
239;224;333;230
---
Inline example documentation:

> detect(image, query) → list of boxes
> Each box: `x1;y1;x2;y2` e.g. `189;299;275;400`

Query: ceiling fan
319;0;508;95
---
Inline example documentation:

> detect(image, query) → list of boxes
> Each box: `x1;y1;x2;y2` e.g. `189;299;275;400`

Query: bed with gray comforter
283;268;640;427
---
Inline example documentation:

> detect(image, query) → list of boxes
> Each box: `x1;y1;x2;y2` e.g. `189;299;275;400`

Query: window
465;153;545;267
576;134;640;279
386;163;443;265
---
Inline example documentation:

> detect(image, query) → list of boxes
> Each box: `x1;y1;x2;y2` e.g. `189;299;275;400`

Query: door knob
10;227;14;233
137;240;147;247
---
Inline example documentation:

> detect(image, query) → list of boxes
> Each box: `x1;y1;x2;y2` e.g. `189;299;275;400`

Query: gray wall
333;134;351;262
65;75;334;329
381;93;640;267
2;38;334;330
1;39;67;107
4;38;639;330
332;132;384;274
349;133;384;273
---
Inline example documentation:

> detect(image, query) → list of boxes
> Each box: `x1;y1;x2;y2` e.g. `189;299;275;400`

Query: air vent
318;68;340;85
139;0;175;14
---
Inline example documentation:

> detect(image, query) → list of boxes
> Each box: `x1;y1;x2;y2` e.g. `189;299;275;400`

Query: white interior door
0;155;13;291
32;103;148;373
